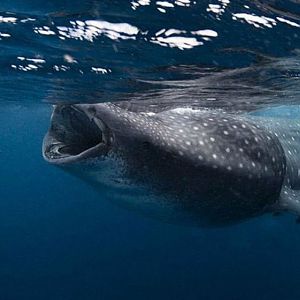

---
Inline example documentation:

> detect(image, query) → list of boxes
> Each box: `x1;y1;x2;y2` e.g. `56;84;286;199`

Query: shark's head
43;105;113;164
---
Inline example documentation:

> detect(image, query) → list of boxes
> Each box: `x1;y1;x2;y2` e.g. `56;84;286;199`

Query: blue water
1;1;300;299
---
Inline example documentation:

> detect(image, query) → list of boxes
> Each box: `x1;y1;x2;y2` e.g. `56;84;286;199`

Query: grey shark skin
43;102;300;226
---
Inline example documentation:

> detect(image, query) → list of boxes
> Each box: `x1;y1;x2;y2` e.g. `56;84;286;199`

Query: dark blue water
1;1;300;299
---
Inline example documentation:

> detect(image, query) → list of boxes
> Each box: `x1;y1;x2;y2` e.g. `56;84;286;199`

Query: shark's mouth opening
43;105;110;164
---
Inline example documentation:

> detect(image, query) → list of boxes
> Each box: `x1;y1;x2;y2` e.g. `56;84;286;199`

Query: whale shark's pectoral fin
277;186;300;217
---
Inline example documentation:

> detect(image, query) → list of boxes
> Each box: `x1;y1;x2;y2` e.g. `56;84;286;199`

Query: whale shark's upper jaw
43;105;111;164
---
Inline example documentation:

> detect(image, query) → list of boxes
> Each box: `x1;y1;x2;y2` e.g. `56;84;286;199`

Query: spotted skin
154;109;285;179
248;107;300;213
43;103;300;226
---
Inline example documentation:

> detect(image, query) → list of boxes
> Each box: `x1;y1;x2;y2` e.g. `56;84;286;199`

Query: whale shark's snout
43;105;111;164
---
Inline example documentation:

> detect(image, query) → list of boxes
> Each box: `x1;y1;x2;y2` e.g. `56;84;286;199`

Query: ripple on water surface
0;0;299;105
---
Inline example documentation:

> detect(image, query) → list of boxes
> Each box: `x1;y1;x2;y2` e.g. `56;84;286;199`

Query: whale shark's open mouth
43;105;110;164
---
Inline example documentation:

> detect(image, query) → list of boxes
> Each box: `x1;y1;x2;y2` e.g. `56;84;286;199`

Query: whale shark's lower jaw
43;105;111;164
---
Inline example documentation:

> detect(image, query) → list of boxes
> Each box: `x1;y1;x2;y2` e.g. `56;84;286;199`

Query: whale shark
43;102;300;226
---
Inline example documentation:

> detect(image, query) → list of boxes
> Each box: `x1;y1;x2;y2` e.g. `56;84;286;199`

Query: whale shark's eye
43;105;110;163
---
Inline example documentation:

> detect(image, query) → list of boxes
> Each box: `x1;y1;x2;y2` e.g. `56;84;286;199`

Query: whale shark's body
43;102;300;226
